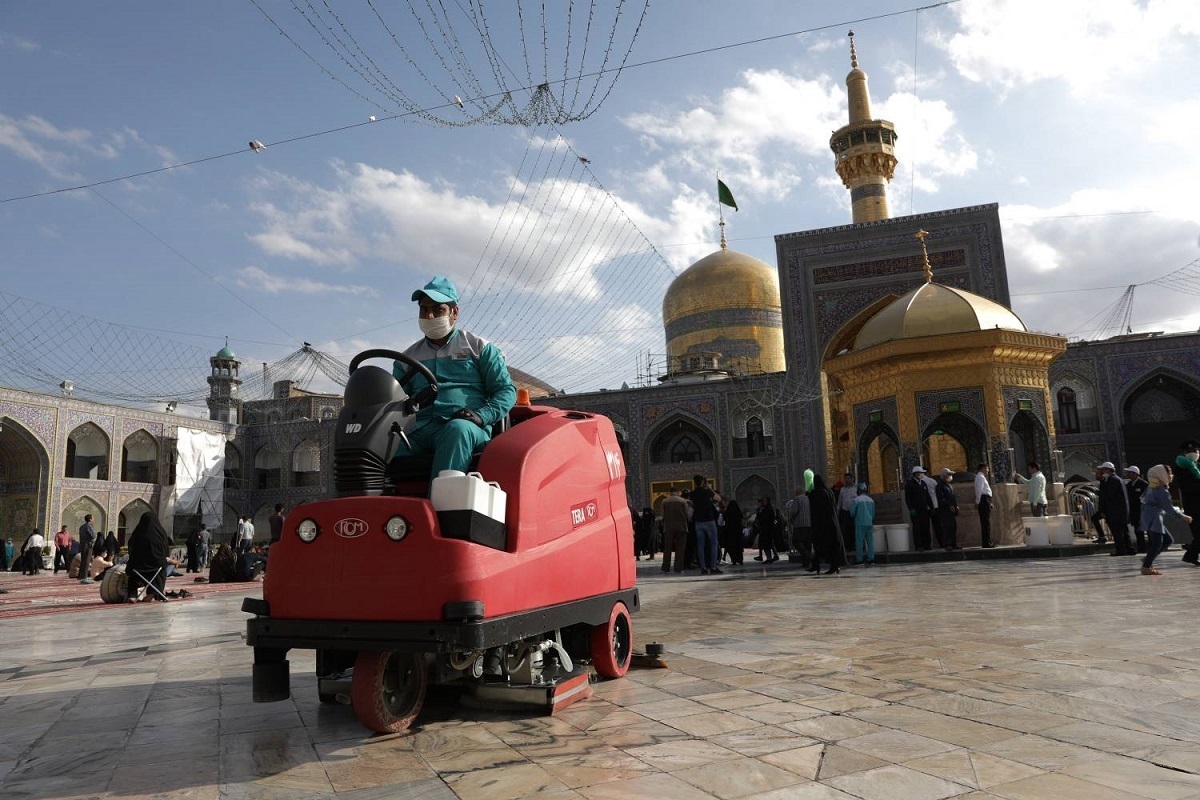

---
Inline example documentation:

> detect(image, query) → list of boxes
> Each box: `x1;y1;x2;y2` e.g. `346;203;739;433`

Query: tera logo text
570;500;598;528
334;518;368;538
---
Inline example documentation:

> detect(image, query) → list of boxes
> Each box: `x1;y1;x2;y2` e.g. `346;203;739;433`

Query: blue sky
3;0;1199;411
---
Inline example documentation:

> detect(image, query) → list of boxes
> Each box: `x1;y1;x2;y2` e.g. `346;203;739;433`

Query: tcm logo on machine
334;518;368;538
570;501;598;528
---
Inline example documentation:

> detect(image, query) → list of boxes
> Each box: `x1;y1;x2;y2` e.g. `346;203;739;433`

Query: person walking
53;525;72;573
785;486;813;568
850;483;876;566
1015;462;1048;517
1176;440;1200;567
837;473;858;559
905;467;934;551
809;475;844;574
1140;464;1191;575
1096;461;1134;556
185;525;203;573
198;523;212;569
78;514;97;585
660;487;689;574
754;497;780;563
22;528;45;574
974;463;995;548
690;475;722;575
1124;466;1149;554
268;504;286;544
935;468;961;550
723;499;744;565
239;516;255;553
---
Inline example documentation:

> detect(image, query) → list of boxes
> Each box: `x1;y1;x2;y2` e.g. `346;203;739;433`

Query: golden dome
854;282;1026;350
662;248;785;374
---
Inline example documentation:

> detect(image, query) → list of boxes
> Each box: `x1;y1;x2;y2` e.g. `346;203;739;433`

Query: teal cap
412;276;459;304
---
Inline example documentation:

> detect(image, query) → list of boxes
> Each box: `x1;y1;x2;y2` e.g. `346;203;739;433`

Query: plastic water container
1023;517;1050;547
1046;515;1073;546
872;525;889;554
885;523;912;552
430;470;506;523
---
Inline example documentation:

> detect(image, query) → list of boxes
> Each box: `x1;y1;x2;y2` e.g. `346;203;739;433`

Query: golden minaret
829;31;898;223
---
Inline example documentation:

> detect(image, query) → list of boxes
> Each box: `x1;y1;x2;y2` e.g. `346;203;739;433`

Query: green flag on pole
717;179;738;212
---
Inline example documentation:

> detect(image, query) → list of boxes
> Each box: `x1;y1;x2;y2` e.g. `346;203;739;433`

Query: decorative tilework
1002;386;1047;429
0;400;56;450
66;410;115;437
122;417;164;438
990;435;1012;483
642;397;716;427
853;397;898;441
915;387;986;434
812;247;966;285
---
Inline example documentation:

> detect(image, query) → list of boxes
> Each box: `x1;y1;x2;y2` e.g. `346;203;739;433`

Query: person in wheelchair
393;276;516;477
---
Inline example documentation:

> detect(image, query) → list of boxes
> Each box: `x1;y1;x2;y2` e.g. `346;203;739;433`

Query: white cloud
235;265;369;295
0;114;178;181
246;156;673;304
622;68;844;201
0;33;40;52
934;0;1200;95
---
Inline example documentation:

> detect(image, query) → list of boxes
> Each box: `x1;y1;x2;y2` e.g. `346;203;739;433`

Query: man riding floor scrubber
243;349;638;733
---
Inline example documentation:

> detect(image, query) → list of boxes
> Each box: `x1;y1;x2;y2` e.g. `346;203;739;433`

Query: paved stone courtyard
2;554;1199;800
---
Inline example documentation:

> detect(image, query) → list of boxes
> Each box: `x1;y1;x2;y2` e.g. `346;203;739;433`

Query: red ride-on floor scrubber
243;348;638;733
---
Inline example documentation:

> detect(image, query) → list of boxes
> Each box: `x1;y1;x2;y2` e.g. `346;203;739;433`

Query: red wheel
590;602;633;678
351;651;428;733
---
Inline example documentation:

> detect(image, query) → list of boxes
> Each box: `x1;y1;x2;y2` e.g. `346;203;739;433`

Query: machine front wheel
351;651;428;733
590;602;633;678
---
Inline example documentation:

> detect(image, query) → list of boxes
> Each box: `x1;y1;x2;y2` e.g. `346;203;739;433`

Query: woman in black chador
126;512;172;601
808;475;846;575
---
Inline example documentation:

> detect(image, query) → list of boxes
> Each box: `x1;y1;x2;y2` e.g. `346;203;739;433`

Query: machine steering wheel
348;349;439;411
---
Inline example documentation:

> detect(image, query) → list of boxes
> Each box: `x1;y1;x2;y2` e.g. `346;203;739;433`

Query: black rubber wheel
350;651;427;733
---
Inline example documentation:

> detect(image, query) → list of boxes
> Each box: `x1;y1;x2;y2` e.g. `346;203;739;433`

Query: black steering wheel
348;349;439;411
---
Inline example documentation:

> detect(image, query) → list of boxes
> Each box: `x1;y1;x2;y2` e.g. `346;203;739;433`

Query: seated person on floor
235;545;268;582
125;512;173;601
392;276;516;477
208;543;237;584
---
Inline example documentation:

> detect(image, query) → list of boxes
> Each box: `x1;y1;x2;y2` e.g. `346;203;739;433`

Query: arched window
670;437;702;463
1057;388;1080;434
746;416;765;457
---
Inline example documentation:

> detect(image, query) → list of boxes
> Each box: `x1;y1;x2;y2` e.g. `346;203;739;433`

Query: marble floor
2;554;1199;799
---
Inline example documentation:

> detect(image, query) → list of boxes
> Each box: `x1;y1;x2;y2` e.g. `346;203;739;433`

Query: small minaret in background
829;31;898;223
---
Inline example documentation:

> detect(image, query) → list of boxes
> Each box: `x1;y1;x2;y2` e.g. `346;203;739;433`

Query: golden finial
916;229;933;283
719;219;727;250
848;30;858;69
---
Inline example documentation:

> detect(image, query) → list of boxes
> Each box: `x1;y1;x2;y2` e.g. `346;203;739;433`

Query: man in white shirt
974;462;994;548
238;517;255;553
1015;462;1048;517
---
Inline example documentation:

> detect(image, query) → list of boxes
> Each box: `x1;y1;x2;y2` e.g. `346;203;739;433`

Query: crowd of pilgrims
631;471;866;577
4;512;271;599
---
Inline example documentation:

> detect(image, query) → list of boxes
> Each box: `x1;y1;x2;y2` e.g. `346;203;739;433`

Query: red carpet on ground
0;571;262;619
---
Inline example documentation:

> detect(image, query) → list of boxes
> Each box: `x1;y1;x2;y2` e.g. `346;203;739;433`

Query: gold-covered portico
823;238;1068;545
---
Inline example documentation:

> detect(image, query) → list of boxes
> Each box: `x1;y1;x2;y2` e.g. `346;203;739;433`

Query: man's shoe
710;568;723;575
753;555;763;561
700;568;709;575
80;579;94;584
1183;555;1199;566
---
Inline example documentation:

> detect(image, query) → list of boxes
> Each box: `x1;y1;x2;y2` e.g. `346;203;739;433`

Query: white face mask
1188;452;1199;463
419;315;453;340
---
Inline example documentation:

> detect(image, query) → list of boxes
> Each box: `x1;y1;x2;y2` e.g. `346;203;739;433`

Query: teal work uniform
850;494;876;563
392;328;516;476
